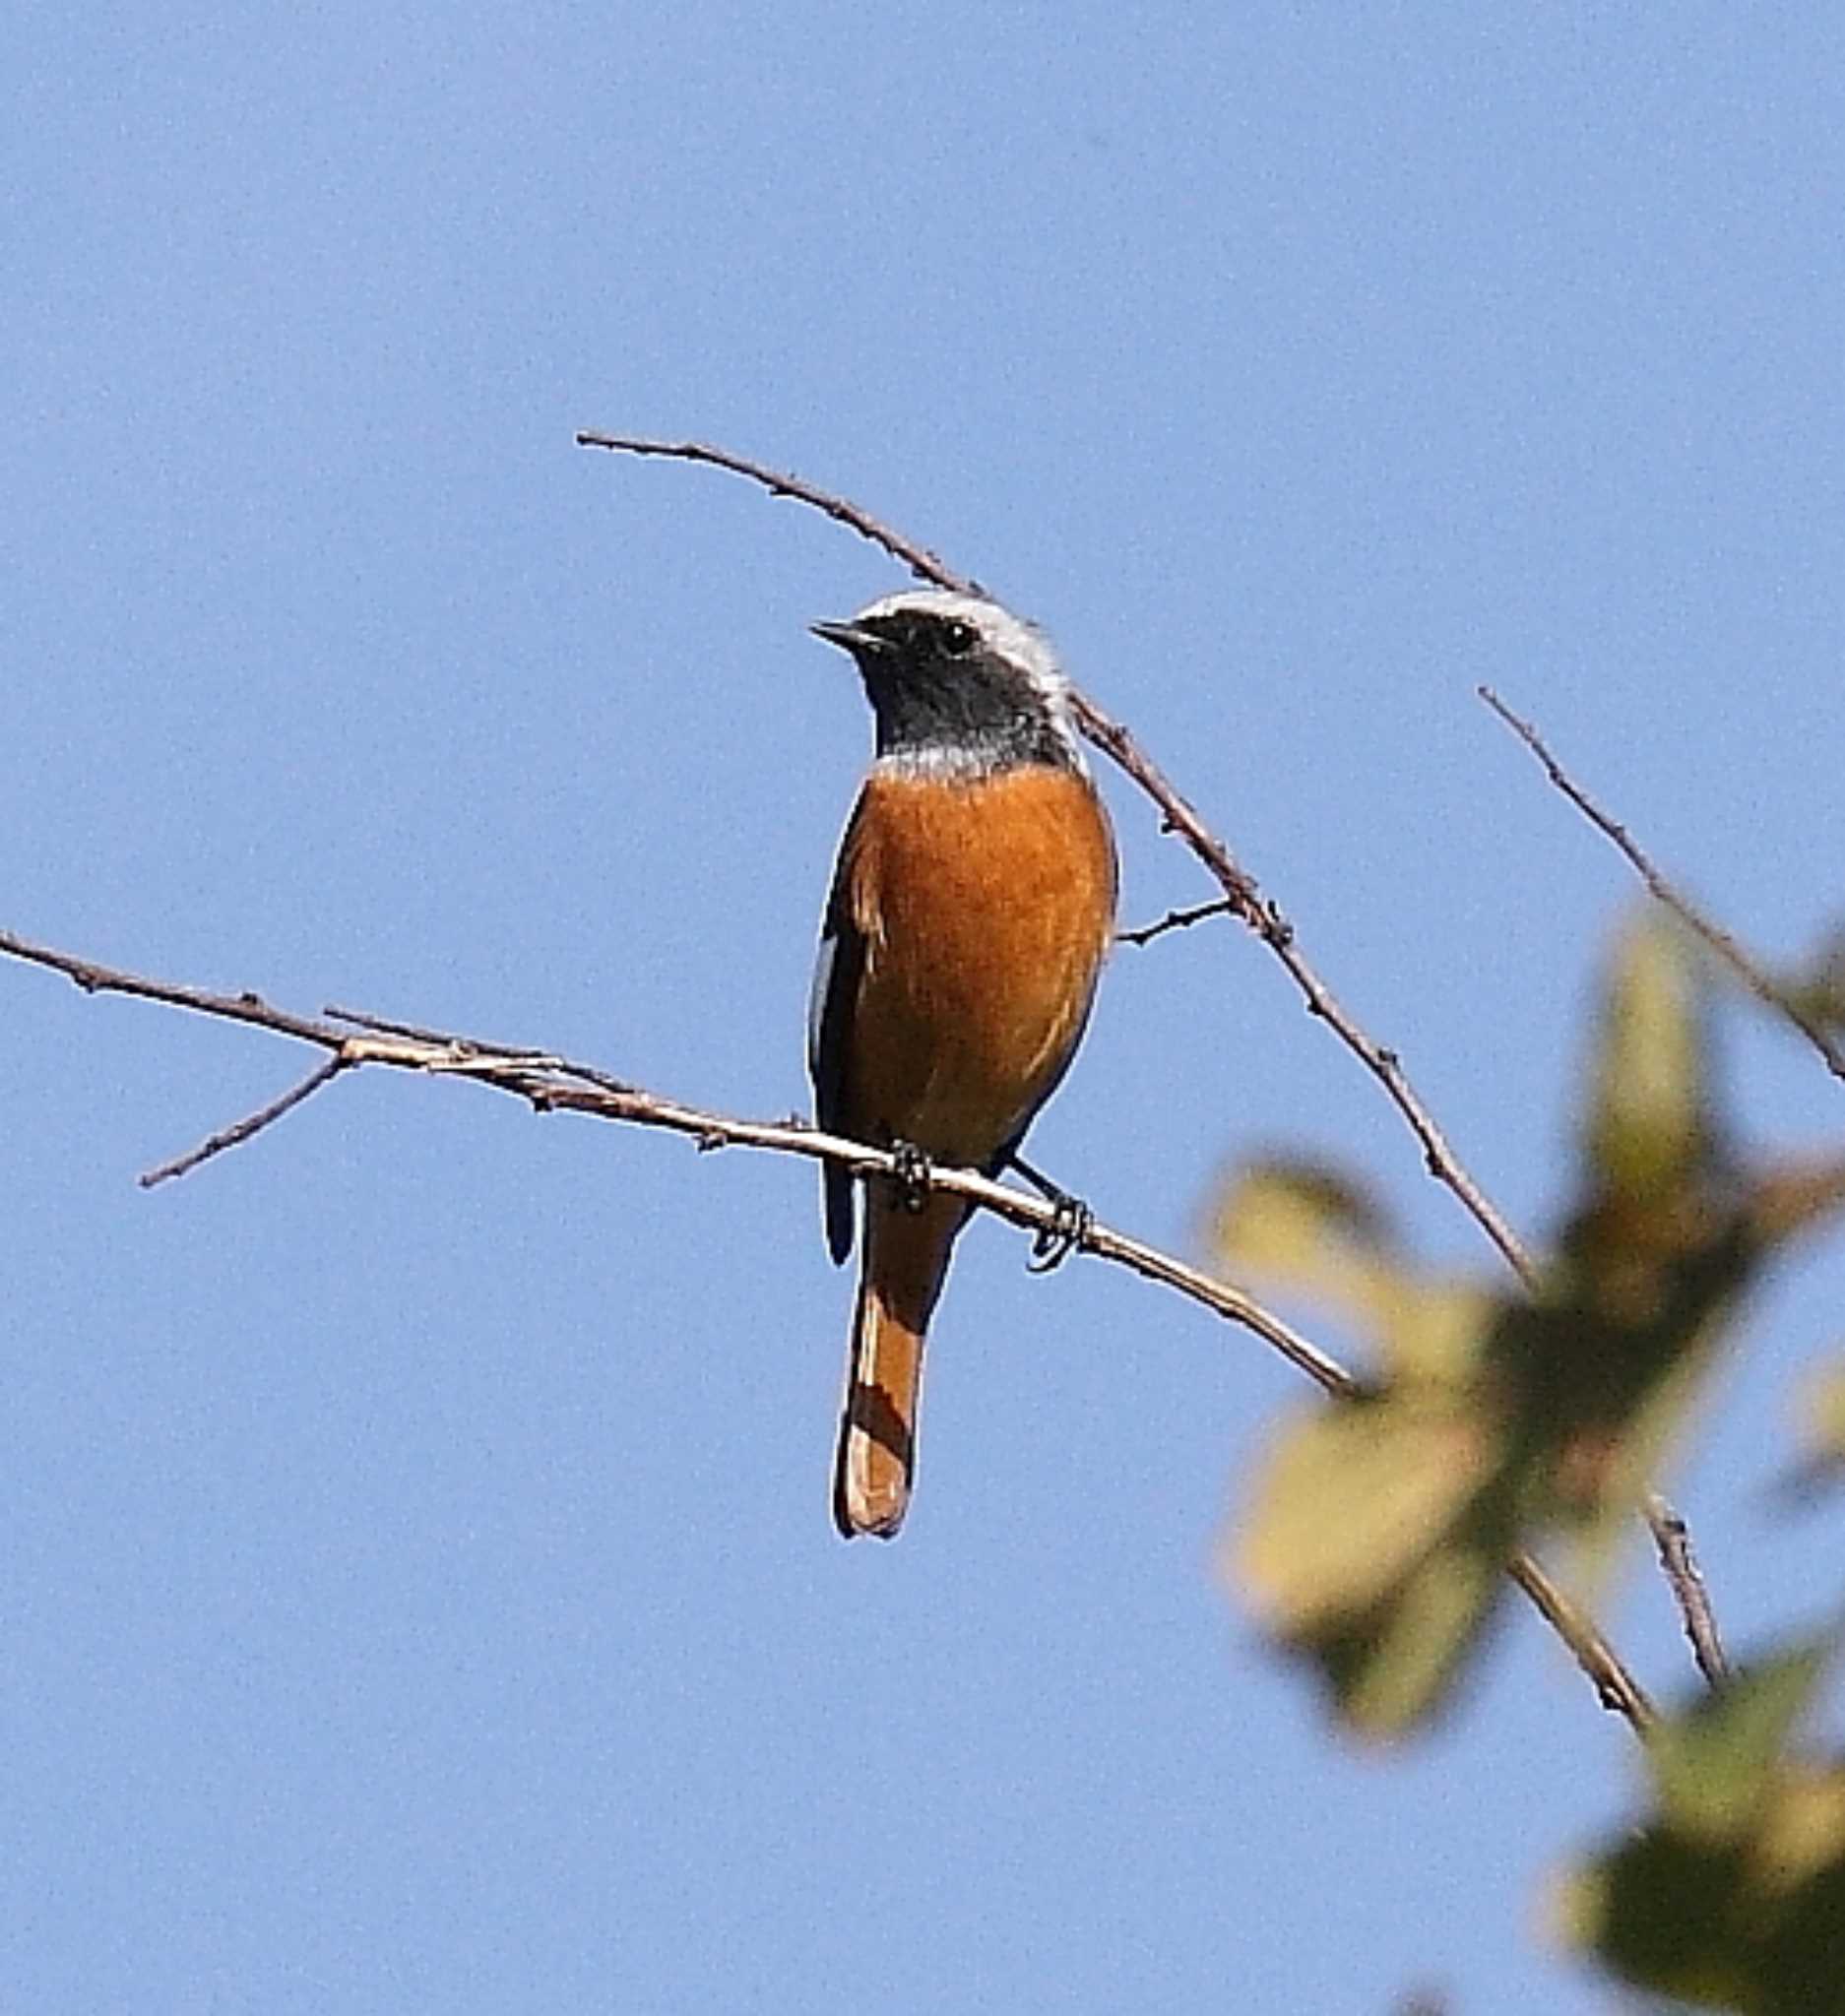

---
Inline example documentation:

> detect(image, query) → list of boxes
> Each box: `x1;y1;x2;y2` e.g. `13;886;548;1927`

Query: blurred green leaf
1231;1382;1531;1737
1780;922;1845;1033
1499;924;1845;1575
1774;1356;1845;1501
1235;1390;1494;1635
1209;1160;1407;1333
1210;1160;1493;1383
1377;1281;1498;1386
1648;1637;1835;1843
1208;913;1845;1739
1316;1530;1507;1740
1805;1362;1845;1463
1750;1158;1845;1247
1560;1635;1845;2012
1584;914;1713;1206
1522;1211;1753;1581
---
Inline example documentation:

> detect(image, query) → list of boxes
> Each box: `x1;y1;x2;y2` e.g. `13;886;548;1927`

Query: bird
807;588;1117;1538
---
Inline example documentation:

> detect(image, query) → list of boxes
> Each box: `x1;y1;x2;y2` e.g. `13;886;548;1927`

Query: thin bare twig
2;920;1653;1734
1480;685;1845;1083
1643;1492;1731;1690
1;933;347;1045
1506;1556;1654;1725
1082;688;1545;1288
1117;898;1237;947
574;432;986;598
325;1002;637;1089
326;1002;533;1048
138;1055;349;1188
3;926;1344;1385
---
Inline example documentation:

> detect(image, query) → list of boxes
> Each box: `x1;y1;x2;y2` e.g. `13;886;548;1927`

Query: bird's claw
889;1140;932;1214
1028;1190;1093;1273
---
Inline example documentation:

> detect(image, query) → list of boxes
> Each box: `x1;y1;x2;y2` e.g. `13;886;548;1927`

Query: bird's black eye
940;620;976;657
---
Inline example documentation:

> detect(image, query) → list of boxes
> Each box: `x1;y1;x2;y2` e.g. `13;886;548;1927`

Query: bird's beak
809;619;887;656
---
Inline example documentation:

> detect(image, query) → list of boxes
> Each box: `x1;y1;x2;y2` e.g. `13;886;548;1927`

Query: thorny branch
1480;685;1845;1084
0;921;1654;1735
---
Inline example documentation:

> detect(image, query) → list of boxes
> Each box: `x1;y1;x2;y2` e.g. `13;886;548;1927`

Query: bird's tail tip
832;1283;922;1540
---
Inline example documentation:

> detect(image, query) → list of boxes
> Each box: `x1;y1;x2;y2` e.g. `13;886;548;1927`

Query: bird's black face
811;602;1075;776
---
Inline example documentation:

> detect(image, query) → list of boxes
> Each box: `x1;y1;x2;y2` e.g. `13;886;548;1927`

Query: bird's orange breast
840;763;1116;1168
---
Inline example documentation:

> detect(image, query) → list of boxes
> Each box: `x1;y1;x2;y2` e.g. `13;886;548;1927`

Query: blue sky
4;6;1843;2011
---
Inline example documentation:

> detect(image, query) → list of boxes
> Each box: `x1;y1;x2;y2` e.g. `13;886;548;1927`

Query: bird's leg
888;1139;933;1215
1007;1153;1094;1273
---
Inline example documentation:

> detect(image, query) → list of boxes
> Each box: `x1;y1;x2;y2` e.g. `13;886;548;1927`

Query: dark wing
808;792;867;1264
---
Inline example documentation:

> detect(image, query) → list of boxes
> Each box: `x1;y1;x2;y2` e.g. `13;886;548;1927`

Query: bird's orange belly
846;765;1115;1168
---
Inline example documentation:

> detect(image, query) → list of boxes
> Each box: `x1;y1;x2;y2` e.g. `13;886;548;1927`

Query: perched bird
808;590;1117;1538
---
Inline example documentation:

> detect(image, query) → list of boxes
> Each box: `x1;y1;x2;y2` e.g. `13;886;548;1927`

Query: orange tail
833;1189;967;1539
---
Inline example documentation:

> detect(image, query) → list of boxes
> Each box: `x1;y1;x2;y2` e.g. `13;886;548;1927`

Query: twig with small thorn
574;432;986;598
1644;1492;1731;1689
1480;685;1845;1082
1118;899;1236;947
139;1056;349;1189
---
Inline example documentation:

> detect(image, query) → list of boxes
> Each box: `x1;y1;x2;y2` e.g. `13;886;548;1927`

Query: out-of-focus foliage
1772;1356;1845;1504
1557;1635;1845;2011
1782;923;1845;1036
1211;915;1845;1739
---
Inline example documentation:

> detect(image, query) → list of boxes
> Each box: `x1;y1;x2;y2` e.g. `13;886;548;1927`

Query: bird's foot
1007;1155;1093;1273
1028;1189;1093;1273
889;1140;933;1214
